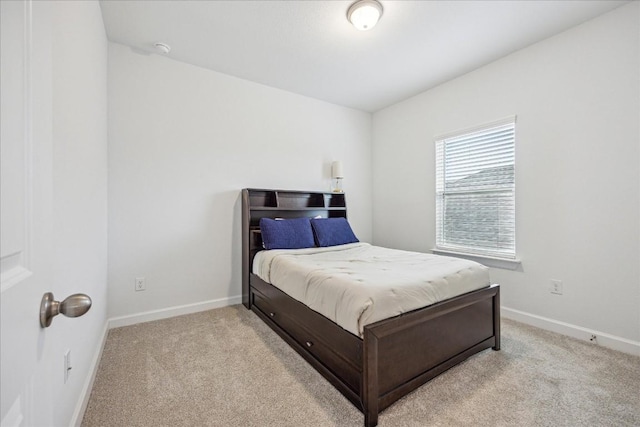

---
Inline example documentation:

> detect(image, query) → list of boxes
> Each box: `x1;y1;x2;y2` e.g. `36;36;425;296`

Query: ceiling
99;0;627;112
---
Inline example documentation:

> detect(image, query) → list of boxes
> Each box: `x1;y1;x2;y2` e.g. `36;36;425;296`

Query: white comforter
253;243;490;337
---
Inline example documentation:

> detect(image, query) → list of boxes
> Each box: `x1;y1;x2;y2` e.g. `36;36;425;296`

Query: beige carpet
82;305;640;427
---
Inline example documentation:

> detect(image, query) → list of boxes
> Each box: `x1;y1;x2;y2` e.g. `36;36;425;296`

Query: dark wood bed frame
241;188;500;427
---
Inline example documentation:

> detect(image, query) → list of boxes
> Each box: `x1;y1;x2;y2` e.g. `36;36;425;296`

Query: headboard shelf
250;206;347;211
245;188;346;210
242;188;348;308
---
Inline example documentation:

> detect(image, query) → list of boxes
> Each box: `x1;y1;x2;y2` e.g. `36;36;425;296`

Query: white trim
0;264;33;293
434;115;517;142
502;306;640;356
70;322;109;427
23;0;33;274
432;248;521;270
1;396;23;427
108;295;242;329
1;0;34;295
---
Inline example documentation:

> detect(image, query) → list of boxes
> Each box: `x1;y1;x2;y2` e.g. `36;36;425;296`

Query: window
435;117;516;260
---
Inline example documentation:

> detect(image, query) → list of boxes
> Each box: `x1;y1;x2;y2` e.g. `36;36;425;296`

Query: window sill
431;249;521;270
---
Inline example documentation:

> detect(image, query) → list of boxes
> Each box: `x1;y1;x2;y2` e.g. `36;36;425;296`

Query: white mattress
252;243;490;337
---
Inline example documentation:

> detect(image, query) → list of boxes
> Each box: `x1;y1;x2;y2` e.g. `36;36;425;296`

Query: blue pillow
259;217;316;250
311;217;359;247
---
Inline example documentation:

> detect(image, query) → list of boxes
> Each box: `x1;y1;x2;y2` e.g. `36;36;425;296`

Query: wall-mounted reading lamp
331;161;344;193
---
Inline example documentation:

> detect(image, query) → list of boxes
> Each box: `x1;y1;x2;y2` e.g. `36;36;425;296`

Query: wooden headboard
241;188;347;309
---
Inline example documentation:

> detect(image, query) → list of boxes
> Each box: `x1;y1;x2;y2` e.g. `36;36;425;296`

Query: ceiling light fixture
347;0;383;31
154;42;171;54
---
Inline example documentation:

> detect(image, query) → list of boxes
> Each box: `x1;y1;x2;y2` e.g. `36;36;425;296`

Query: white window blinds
435;118;516;259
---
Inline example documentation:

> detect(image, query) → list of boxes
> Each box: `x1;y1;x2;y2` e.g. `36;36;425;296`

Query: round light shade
347;0;383;31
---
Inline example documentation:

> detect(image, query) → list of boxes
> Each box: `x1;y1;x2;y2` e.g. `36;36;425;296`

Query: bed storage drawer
251;276;362;395
252;290;278;321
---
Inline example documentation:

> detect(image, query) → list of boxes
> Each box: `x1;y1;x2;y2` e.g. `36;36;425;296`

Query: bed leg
362;328;379;427
364;412;378;427
492;287;501;351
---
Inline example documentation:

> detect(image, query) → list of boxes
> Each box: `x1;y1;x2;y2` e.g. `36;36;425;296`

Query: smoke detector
154;42;171;54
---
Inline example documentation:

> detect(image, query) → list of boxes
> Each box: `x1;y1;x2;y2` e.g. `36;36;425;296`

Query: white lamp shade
331;161;344;179
347;0;383;31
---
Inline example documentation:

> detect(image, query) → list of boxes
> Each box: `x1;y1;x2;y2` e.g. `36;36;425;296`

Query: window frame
433;116;520;269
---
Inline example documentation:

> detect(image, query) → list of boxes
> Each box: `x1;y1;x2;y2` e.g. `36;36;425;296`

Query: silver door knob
40;292;92;328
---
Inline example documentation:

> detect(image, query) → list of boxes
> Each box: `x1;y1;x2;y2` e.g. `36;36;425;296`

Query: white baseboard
502;306;640;357
108;295;243;329
70;321;109;427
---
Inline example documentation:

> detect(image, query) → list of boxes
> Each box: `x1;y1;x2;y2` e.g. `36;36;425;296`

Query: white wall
51;1;108;425
372;3;639;345
108;43;372;319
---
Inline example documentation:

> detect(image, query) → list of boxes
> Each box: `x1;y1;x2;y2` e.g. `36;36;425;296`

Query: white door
1;1;56;425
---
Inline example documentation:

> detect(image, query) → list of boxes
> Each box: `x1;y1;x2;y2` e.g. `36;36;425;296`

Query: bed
241;188;500;427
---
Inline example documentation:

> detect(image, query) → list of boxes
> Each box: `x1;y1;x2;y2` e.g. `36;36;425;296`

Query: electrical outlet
64;350;71;383
550;279;563;295
135;277;146;291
